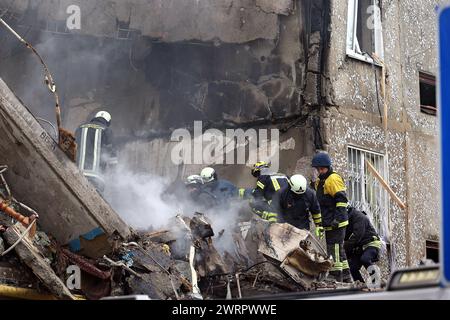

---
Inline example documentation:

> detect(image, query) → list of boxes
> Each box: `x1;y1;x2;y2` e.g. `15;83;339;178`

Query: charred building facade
0;0;440;269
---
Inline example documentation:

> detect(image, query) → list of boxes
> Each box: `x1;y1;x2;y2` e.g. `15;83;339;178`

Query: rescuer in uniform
344;207;382;283
312;152;353;283
279;174;324;238
199;167;238;208
248;161;290;223
75;111;116;193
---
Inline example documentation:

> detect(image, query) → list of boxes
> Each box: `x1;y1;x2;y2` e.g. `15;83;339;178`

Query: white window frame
347;145;390;242
346;0;384;64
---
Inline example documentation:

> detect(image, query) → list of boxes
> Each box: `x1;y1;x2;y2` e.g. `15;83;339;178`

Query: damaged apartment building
0;0;440;283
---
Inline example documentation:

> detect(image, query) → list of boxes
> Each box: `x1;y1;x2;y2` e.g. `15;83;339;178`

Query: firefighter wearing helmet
278;174;323;235
312;152;353;283
199;167;238;208
248;161;289;223
75;111;116;193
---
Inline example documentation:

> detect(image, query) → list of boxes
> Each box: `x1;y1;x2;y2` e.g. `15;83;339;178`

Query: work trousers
325;228;350;274
349;246;380;282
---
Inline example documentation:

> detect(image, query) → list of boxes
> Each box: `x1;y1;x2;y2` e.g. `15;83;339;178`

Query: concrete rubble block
129;246;172;274
121;245;184;299
188;214;229;278
257;222;332;288
189;214;214;239
126;272;181;300
241;219;271;265
3;223;75;300
195;239;230;278
167;214;229;280
139;230;177;245
125;274;164;299
0;78;132;245
258;222;326;260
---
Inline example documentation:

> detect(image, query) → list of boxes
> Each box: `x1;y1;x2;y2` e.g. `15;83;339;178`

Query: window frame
346;0;384;64
419;71;437;116
347;145;390;242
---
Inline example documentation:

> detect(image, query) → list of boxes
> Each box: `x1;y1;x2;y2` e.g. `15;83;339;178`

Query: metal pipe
0;284;85;300
103;255;142;278
1;219;36;257
0;18;26;43
0;18;62;131
0;199;32;227
235;273;242;299
61;248;111;280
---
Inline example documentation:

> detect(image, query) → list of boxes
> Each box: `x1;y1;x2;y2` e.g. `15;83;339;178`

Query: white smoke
103;164;185;230
103;162;251;256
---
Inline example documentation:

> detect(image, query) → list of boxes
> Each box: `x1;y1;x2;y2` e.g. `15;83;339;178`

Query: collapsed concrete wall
0;77;132;244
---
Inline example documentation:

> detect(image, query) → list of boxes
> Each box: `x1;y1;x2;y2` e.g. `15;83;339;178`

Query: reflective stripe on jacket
315;171;349;228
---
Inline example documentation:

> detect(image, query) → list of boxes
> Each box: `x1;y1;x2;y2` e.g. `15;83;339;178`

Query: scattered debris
0;80;132;246
3;223;75;300
0;152;367;300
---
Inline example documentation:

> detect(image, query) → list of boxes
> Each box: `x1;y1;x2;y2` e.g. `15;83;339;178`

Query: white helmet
95;111;112;123
185;175;203;185
290;174;308;194
200;167;216;183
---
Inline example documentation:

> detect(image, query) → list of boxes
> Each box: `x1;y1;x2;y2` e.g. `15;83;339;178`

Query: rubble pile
0;157;365;300
0;180;365;300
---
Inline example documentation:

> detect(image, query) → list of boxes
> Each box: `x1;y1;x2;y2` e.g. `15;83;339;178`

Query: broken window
426;240;439;263
419;72;437;116
347;146;389;242
346;0;384;63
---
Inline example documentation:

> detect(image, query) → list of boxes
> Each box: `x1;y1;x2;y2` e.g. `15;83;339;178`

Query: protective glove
261;211;278;223
330;219;340;229
162;244;171;256
315;226;325;239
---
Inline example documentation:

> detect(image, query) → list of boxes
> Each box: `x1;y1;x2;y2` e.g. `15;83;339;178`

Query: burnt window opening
346;0;384;64
426;240;439;263
419;72;437;116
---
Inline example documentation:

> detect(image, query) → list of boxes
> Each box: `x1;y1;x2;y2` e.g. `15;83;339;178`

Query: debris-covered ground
0;164;373;300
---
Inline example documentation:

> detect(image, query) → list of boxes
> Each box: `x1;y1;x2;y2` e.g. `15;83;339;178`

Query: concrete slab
0;77;131;245
3;223;75;300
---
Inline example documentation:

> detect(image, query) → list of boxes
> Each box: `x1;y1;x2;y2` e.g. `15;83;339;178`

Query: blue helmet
311;152;332;168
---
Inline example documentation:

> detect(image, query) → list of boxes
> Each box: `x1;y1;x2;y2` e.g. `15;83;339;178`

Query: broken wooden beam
3;223;75;300
365;160;407;209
